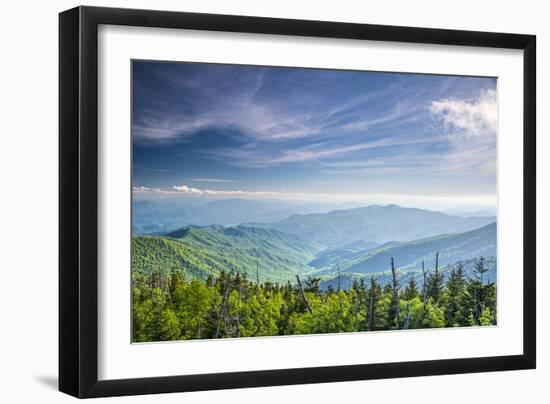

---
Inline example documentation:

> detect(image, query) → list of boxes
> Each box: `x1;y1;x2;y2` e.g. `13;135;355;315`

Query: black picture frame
59;5;536;398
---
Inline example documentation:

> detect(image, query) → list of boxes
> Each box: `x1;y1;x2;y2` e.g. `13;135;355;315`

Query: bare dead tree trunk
236;273;242;338
149;274;155;308
337;263;341;293
336;263;342;310
166;275;172;305
473;288;478;325
214;276;231;338
224;311;229;336
421;261;428;317
433;251;441;303
390;257;400;327
369;275;376;331
479;258;486;314
159;271;165;307
296;274;313;314
256;262;260;299
355;299;360;329
354;287;360;329
214;290;223;339
149;273;160;337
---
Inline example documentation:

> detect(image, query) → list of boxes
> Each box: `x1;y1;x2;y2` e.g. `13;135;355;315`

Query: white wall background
0;0;545;402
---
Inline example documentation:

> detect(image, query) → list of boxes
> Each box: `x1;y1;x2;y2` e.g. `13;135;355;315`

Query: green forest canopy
132;256;496;342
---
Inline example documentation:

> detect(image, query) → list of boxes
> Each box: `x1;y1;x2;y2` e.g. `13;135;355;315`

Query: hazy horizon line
133;184;496;210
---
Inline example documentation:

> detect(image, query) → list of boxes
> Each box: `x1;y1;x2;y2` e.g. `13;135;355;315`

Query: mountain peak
254;204;496;247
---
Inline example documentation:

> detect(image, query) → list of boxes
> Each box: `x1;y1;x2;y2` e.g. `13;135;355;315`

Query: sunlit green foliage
132;226;322;283
132;257;496;342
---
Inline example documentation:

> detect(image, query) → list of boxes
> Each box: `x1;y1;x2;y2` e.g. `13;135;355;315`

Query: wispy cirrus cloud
190;178;238;184
132;65;423;144
202;132;444;168
134;96;322;143
132;63;497;209
430;89;497;137
133;118;213;141
319;143;496;177
133;65;324;143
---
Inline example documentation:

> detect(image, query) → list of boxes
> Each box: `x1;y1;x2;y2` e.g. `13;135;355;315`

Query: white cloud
133;183;495;208
172;185;205;194
430;89;497;136
133;186;161;193
171;185;278;197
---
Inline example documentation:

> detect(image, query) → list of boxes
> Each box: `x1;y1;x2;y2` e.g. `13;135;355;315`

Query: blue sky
132;61;497;210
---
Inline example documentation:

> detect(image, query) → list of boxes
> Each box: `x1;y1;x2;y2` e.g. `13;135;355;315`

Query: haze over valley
133;198;497;288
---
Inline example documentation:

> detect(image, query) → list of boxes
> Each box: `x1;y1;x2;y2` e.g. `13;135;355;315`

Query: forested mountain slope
341;222;496;274
132;225;322;283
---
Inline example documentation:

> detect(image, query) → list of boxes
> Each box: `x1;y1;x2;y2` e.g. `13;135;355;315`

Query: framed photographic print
59;6;536;398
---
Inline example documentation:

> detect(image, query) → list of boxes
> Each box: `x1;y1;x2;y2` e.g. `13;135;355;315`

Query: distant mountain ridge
249;204;496;247
132;202;497;290
133;198;367;235
309;240;381;269
132;220;496;288
133;199;304;235
339;221;496;274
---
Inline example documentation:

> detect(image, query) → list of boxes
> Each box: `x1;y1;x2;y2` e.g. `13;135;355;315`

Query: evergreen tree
474;257;489;315
402;276;419;301
443;262;466;326
387;257;401;329
475;256;489;285
483;282;497;325
304;276;321;294
426;252;444;304
366;276;381;331
158;308;181;341
465;277;482;325
131;254;497;341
